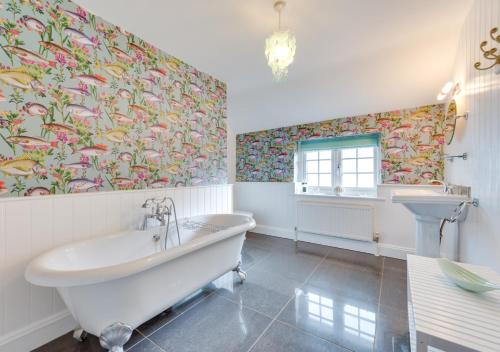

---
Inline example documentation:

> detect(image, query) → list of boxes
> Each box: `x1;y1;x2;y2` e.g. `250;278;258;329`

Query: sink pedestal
391;188;470;259
415;216;442;257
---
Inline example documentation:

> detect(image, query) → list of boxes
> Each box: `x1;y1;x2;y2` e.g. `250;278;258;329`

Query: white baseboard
254;224;294;239
252;224;414;260
0;310;76;352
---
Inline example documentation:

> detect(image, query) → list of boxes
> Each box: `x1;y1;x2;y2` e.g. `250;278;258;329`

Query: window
340;147;376;189
305;150;332;188
298;135;380;195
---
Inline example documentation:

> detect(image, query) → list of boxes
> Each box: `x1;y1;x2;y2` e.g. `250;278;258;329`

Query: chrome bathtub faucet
141;197;170;230
141;197;181;248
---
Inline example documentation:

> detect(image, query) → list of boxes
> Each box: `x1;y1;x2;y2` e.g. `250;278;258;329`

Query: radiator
296;201;374;242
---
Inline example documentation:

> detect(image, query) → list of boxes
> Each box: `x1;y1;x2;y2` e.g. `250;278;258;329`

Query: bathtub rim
25;214;255;288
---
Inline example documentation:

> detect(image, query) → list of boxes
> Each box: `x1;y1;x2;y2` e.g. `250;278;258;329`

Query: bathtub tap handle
142;198;154;208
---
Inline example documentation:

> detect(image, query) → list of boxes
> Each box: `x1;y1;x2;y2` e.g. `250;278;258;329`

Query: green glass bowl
437;258;500;293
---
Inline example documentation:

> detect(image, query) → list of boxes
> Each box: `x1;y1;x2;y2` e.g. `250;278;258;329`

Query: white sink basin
392;189;469;219
391;188;470;258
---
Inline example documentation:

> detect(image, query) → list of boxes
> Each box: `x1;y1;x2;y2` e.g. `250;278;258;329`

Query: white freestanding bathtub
25;214;255;351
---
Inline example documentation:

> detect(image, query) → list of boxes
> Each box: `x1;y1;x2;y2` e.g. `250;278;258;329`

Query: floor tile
214;266;302;317
252;251;322;282
327;247;383;272
307;258;381;304
374;311;410;352
245;232;291;251
380;269;407;310
383;257;406;273
127;339;165;352
277;284;377;352
148;294;271;352
248;233;330;259
250;321;348;352
33;328;143;352
241;241;272;270
136;288;213;336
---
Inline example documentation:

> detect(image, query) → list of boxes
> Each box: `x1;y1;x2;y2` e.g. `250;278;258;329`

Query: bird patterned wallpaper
0;0;227;197
236;104;445;184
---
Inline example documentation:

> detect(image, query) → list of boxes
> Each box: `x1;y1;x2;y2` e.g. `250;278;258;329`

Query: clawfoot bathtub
25;214;255;351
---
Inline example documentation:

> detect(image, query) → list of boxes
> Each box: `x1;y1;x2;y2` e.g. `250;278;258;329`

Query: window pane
306;151;318;160
319;160;331;173
358;174;375;188
342;173;356;187
342;148;356;159
319;174;332;187
319;150;331;159
306;160;318;173
342;159;356;173
307;174;318;186
358;147;374;158
358;158;374;173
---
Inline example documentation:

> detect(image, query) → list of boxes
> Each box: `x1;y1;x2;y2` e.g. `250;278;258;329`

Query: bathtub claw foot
233;262;247;283
73;327;87;342
99;322;133;352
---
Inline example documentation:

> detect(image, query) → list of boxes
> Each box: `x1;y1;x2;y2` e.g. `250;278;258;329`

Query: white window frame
301;146;379;196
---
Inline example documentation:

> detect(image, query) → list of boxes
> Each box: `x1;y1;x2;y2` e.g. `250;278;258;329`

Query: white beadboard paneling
190;187;200;217
30;199;54;324
173;188;184;219
203;187;211;214
90;194;107;238
51;197;74;313
447;0;500;272
0;203;5;337
72;196;92;241
4;202;31;333
52;198;73;247
105;193;122;233
0;184;232;351
210;187;217;213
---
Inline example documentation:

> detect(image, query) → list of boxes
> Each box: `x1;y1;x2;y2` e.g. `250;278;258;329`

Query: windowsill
293;192;386;202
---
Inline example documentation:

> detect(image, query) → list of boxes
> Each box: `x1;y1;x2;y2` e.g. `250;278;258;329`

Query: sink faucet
430;180;450;193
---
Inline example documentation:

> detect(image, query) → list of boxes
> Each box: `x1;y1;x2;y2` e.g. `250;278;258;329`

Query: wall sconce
474;27;500;75
437;81;461;101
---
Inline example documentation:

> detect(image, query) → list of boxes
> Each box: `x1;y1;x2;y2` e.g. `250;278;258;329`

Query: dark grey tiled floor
34;232;410;352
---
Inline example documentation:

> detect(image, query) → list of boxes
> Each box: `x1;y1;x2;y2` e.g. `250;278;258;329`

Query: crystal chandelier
265;1;296;81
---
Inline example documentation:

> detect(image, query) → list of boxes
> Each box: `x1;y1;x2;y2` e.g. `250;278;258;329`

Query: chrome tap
141;197;169;230
430;180;449;193
140;197;181;249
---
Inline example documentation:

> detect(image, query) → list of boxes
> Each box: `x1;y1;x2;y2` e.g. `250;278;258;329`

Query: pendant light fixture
265;1;296;81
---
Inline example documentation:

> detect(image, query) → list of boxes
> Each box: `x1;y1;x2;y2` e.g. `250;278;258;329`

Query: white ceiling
75;0;473;133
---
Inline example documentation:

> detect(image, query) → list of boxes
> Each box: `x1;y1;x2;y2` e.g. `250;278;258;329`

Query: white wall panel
446;0;500;272
0;184;233;351
30;200;54;324
0;204;5;337
4;202;31;333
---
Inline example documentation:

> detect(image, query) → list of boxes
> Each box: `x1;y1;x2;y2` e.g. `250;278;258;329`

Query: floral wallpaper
236;104;445;184
0;0;227;197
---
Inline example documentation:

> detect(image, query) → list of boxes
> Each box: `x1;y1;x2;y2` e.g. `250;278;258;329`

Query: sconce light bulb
437;92;447;101
441;81;455;94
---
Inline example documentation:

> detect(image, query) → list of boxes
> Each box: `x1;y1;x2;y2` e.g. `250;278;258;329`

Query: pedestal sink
391;189;470;258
